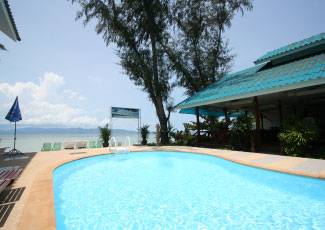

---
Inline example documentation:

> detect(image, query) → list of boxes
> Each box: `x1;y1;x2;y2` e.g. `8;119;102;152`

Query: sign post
111;107;141;144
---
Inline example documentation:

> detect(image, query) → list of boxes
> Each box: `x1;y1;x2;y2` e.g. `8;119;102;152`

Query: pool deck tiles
250;155;287;165
290;158;325;174
267;157;308;170
224;152;252;159
236;153;267;162
0;146;324;229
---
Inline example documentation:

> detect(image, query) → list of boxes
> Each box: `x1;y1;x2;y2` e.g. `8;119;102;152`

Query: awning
179;106;243;117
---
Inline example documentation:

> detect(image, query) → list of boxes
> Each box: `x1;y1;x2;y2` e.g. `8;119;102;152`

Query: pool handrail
125;136;131;148
110;137;117;151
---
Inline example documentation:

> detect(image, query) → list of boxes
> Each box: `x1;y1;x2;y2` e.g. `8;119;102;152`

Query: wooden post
156;124;160;146
253;96;261;148
195;107;201;146
260;113;264;130
250;132;255;153
278;100;283;127
224;107;229;130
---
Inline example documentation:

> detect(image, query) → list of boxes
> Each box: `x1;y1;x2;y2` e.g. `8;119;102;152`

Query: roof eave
175;77;325;110
0;0;20;42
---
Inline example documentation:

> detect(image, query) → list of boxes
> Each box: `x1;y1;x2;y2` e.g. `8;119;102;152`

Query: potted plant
140;125;150;145
98;123;112;147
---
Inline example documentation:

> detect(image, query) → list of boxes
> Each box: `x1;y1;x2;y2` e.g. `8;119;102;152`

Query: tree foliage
160;0;253;96
199;116;229;132
0;43;6;51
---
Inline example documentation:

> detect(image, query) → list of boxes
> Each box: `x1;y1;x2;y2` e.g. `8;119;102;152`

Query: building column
224;107;229;130
278;100;283;127
195;107;201;146
253;96;261;148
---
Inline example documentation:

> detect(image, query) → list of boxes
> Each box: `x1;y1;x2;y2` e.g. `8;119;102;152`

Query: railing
125;136;131;148
114;136;130;156
110;137;117;151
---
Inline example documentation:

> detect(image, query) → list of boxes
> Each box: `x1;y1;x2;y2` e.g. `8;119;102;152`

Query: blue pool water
53;151;325;229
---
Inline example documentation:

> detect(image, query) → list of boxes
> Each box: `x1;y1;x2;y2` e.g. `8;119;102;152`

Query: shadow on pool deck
0;152;36;229
0;152;37;169
0;187;25;227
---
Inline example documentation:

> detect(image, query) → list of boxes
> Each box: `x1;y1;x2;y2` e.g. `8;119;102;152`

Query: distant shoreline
0;128;138;134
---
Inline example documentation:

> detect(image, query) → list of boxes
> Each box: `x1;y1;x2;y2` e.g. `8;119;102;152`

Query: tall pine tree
71;0;173;144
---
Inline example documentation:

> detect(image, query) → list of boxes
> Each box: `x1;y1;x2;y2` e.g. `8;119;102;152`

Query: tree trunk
149;30;169;145
159;116;169;145
155;96;169;145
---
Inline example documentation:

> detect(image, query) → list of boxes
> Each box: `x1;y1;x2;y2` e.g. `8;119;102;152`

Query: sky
0;0;324;131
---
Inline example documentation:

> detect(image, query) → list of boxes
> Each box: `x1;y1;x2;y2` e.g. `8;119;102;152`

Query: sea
0;132;156;153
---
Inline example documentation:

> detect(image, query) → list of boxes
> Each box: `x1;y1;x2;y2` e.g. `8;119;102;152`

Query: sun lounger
75;141;87;149
89;141;96;148
0;168;23;181
41;143;51;151
52;142;62;151
63;141;75;150
0;180;11;194
0;168;23;194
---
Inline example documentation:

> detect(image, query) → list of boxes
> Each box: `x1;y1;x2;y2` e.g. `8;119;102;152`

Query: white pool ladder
113;136;130;155
125;136;131;148
110;137;117;149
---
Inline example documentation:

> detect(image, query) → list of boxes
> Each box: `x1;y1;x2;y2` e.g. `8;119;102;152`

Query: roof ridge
254;33;324;64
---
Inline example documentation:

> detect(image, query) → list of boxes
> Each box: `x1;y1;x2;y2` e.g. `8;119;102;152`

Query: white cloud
63;89;85;100
0;72;104;127
33;72;65;100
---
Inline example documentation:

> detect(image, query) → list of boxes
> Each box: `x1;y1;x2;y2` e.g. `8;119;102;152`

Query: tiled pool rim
18;146;325;230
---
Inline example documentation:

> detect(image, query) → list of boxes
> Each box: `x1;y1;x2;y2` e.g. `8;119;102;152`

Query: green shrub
183;135;195;146
229;114;254;151
278;116;318;157
177;122;195;146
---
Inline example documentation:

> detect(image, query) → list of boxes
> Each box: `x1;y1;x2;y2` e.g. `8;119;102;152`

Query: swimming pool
53;151;325;229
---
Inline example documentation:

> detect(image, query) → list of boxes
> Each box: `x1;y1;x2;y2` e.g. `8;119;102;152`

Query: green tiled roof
176;53;325;109
254;33;324;64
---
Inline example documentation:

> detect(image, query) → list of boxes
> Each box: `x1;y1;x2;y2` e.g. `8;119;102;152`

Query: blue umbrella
4;96;23;155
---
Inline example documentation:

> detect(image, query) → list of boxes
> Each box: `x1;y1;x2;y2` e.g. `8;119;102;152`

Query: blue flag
5;96;22;122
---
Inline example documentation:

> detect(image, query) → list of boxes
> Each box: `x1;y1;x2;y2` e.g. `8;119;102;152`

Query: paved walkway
0;146;324;229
